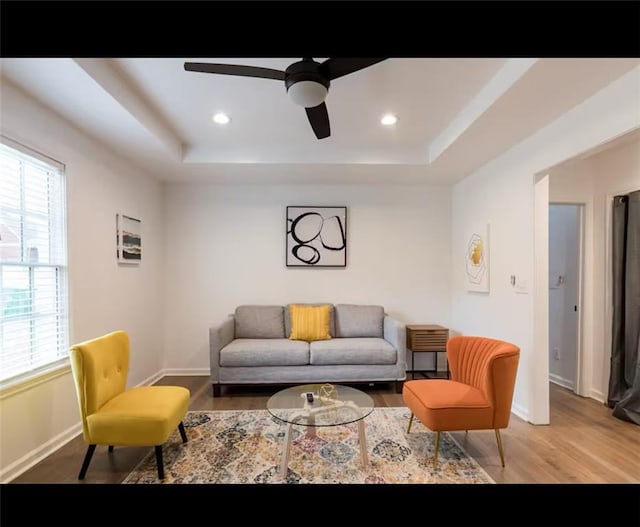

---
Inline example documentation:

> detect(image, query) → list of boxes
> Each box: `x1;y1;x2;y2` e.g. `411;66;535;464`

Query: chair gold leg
495;429;505;467
433;431;440;469
407;413;414;434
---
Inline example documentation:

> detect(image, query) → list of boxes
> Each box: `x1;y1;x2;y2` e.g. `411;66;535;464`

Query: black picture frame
286;206;347;268
116;213;142;264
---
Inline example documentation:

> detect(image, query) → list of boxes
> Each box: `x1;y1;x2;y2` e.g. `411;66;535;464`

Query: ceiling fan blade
319;58;387;81
305;103;330;140
184;62;285;81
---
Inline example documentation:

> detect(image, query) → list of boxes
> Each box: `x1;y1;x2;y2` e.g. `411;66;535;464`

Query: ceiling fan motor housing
285;60;330;108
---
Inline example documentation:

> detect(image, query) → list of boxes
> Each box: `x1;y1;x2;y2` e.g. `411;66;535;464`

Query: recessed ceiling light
213;112;231;125
381;113;397;126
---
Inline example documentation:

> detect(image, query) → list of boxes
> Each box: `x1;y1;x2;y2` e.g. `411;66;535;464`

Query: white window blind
0;138;69;384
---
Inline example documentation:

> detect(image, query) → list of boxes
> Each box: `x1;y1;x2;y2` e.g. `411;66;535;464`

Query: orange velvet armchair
402;335;520;467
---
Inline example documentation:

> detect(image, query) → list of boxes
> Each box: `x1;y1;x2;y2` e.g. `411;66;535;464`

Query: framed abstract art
286;206;347;267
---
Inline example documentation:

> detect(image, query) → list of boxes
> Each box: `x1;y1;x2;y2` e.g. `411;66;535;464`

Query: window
0;137;68;384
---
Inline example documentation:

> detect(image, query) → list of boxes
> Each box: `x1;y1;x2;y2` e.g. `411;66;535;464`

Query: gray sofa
209;304;406;396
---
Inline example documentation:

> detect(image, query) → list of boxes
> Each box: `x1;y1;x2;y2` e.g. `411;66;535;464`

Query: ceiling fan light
287;81;328;108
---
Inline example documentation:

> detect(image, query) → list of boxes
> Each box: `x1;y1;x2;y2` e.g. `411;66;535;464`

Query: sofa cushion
285;303;335;337
310;338;396;365
334;304;384;338
220;339;309;367
235;305;285;339
289;304;332;342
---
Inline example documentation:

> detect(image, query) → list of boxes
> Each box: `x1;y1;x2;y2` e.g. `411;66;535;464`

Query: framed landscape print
286;206;347;267
117;214;141;264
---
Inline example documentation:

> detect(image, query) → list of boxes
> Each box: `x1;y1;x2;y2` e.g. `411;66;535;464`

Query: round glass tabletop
267;384;374;427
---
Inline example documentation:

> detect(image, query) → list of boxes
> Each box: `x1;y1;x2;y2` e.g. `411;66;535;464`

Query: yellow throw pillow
289;304;332;342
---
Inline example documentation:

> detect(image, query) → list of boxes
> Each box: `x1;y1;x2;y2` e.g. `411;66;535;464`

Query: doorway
548;204;583;394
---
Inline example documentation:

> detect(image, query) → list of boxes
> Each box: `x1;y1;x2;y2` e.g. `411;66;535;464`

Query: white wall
548;205;580;389
452;157;536;420
163;183;452;372
0;79;166;481
549;136;640;401
452;66;640;423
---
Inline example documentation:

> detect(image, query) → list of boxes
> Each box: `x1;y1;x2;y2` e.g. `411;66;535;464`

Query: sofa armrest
210;315;235;383
384;315;406;380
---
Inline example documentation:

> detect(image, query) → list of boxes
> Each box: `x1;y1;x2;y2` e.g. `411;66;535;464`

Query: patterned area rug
123;408;494;484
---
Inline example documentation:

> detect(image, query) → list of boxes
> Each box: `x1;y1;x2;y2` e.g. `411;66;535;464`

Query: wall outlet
553;348;560;360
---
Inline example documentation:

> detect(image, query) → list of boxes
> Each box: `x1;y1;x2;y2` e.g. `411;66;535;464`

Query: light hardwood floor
10;377;640;483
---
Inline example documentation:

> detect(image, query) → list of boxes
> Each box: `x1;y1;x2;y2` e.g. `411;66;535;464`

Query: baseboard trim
589;388;606;404
161;368;210;377
1;368;165;483
549;374;575;391
137;370;165;387
0;422;82;483
511;402;530;423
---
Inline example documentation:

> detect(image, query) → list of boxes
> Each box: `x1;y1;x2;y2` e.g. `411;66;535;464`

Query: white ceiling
1;57;638;184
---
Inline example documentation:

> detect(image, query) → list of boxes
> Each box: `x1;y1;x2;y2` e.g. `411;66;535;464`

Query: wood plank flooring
10;378;640;484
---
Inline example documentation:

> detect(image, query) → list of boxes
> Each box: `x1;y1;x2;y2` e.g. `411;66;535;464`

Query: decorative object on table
286;206;347;267
319;383;337;403
123;408;495;484
318;383;339;420
464;222;489;292
116;214;141;264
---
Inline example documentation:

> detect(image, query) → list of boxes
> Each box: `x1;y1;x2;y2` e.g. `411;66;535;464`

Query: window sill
0;361;71;401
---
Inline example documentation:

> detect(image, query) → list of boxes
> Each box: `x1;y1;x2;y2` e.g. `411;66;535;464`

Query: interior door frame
548;202;586;396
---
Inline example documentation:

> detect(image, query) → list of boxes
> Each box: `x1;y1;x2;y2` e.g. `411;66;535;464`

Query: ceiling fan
184;58;387;140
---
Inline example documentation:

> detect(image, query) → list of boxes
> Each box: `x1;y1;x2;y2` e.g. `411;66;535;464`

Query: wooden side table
406;324;450;380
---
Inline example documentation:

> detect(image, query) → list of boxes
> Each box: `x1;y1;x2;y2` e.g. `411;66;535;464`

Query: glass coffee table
267;384;374;478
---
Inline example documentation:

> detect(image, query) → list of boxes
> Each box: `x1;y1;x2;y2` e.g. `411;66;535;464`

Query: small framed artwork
464;222;489;292
286;206;347;267
116;214;141;264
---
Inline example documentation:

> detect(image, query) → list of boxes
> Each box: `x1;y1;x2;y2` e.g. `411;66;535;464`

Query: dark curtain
607;189;640;425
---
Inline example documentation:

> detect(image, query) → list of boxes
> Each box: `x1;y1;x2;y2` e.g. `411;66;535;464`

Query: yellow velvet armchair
403;335;520;468
70;330;190;480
